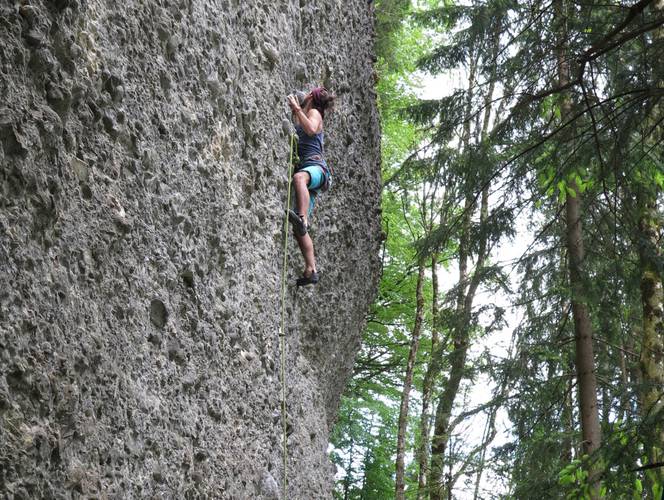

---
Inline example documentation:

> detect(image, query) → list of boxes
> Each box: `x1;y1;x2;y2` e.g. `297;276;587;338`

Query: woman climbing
286;86;335;286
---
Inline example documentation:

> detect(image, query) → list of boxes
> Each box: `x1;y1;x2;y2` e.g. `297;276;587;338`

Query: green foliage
331;397;398;499
558;457;595;499
331;2;440;496
375;5;431;175
335;0;664;498
374;0;413;66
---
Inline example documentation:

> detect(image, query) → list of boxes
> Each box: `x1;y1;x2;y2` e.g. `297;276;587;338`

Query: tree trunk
417;254;440;499
395;260;427;500
428;43;477;499
430;184;489;500
637;193;664;496
566;180;603;492
638;3;664;495
429;30;500;494
472;406;498;500
429;196;471;500
555;0;602;495
429;16;502;492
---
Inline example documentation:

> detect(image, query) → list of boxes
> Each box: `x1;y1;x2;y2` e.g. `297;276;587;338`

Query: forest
330;0;664;498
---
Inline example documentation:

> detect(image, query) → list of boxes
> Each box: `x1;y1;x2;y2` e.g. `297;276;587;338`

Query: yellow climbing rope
278;132;296;499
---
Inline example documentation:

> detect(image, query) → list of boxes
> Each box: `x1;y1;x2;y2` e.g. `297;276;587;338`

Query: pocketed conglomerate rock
0;1;381;498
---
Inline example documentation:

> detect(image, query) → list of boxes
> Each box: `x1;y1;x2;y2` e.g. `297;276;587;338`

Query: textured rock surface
0;1;381;498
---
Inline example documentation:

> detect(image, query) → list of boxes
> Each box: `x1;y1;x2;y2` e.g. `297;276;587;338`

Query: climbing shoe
296;271;319;287
288;209;308;236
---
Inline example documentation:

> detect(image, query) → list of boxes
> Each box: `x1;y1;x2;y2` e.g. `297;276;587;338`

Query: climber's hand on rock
287;95;301;114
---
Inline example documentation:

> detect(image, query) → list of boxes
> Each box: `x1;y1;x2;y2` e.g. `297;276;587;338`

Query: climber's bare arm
287;95;322;136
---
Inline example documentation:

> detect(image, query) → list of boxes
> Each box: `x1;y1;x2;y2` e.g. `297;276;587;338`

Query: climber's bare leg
294;233;316;277
292;171;316;276
293;172;310;227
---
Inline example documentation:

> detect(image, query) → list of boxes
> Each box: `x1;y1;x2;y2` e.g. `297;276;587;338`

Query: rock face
0;1;381;498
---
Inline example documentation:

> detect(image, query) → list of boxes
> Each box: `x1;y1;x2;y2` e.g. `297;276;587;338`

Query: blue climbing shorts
299;164;327;216
300;164;326;191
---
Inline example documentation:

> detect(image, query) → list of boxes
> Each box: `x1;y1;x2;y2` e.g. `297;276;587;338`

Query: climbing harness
278;132;297;499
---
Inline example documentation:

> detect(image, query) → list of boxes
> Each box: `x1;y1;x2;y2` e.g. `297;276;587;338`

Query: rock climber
286;86;335;286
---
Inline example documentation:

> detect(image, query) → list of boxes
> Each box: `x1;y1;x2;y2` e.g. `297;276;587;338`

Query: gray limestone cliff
0;1;381;498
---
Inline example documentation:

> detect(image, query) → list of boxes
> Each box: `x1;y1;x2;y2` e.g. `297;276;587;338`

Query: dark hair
310;86;335;118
